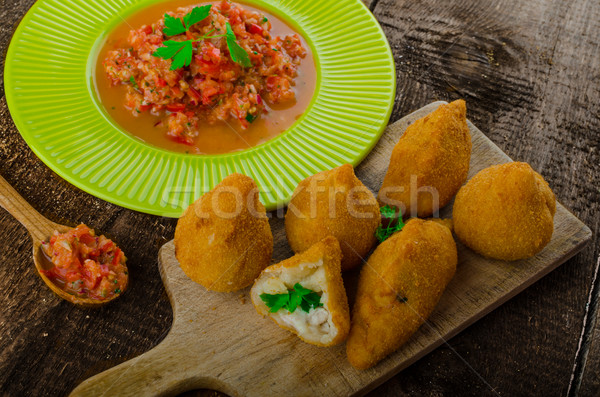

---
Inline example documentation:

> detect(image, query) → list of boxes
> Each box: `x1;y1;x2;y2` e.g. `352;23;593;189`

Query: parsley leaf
375;205;406;243
183;5;212;30
129;76;139;90
261;293;289;312
287;292;302;313
380;204;396;219
245;113;257;123
163;13;187;36
225;22;252;67
153;40;193;70
260;283;323;313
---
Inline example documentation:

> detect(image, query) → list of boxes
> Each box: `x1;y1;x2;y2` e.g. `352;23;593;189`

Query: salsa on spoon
0;174;128;306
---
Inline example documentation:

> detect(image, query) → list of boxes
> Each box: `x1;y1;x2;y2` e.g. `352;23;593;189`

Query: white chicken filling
257;259;337;345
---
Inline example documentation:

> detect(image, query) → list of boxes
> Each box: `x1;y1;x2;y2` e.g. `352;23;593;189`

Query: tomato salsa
97;0;316;154
41;224;128;300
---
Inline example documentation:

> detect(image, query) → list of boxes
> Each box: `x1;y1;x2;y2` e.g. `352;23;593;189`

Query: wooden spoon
0;174;120;307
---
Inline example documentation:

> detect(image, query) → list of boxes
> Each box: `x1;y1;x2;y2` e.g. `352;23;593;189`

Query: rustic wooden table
1;0;599;396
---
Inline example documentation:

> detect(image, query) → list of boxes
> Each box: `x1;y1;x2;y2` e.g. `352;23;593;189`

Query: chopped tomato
166;103;186;112
171;86;182;96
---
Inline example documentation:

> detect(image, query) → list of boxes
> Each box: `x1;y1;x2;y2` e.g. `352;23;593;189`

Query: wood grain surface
66;102;591;397
1;0;599;396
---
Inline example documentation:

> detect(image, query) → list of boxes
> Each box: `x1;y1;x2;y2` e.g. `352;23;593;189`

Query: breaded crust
378;100;471;217
452;162;556;261
285;164;380;271
251;236;351;347
346;219;457;370
175;173;273;292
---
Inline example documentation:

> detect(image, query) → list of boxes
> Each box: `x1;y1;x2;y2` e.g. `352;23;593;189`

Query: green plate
5;0;395;217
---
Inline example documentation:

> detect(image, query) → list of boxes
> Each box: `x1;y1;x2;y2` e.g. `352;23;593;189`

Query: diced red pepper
79;234;95;245
112;248;122;265
248;23;263;35
166;103;186;112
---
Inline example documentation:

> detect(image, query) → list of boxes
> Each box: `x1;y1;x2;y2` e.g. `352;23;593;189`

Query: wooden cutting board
69;102;591;397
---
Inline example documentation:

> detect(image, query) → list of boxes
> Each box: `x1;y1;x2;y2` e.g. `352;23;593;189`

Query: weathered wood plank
578;256;600;396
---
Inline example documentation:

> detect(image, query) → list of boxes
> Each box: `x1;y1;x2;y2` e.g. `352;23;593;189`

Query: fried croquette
452;162;556;261
175;173;273;292
251;236;350;347
346;219;457;370
378;100;471;217
426;217;454;232
285;164;380;271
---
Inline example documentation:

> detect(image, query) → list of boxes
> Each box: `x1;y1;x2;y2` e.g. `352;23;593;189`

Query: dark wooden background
1;0;599;395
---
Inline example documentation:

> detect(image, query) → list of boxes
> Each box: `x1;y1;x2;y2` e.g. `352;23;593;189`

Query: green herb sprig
163;5;211;35
375;205;405;243
260;283;323;313
152;5;251;70
225;22;252;67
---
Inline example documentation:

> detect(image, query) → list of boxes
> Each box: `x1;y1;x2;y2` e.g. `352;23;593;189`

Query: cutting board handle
69;333;226;397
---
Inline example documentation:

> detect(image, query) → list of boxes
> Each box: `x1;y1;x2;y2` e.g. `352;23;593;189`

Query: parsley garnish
262;16;268;23
245;113;257;123
225;22;252;67
152;6;251;70
183;5;212;30
163;13;187;36
129;76;139;90
154;40;194;70
260;283;323;313
375;205;405;243
163;5;211;35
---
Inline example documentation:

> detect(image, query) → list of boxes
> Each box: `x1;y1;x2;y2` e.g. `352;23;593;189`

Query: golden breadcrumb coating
426;217;454;232
378;100;471;217
453;162;556;261
285;164;380;271
251;236;350;347
346;219;457;370
175;173;273;292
